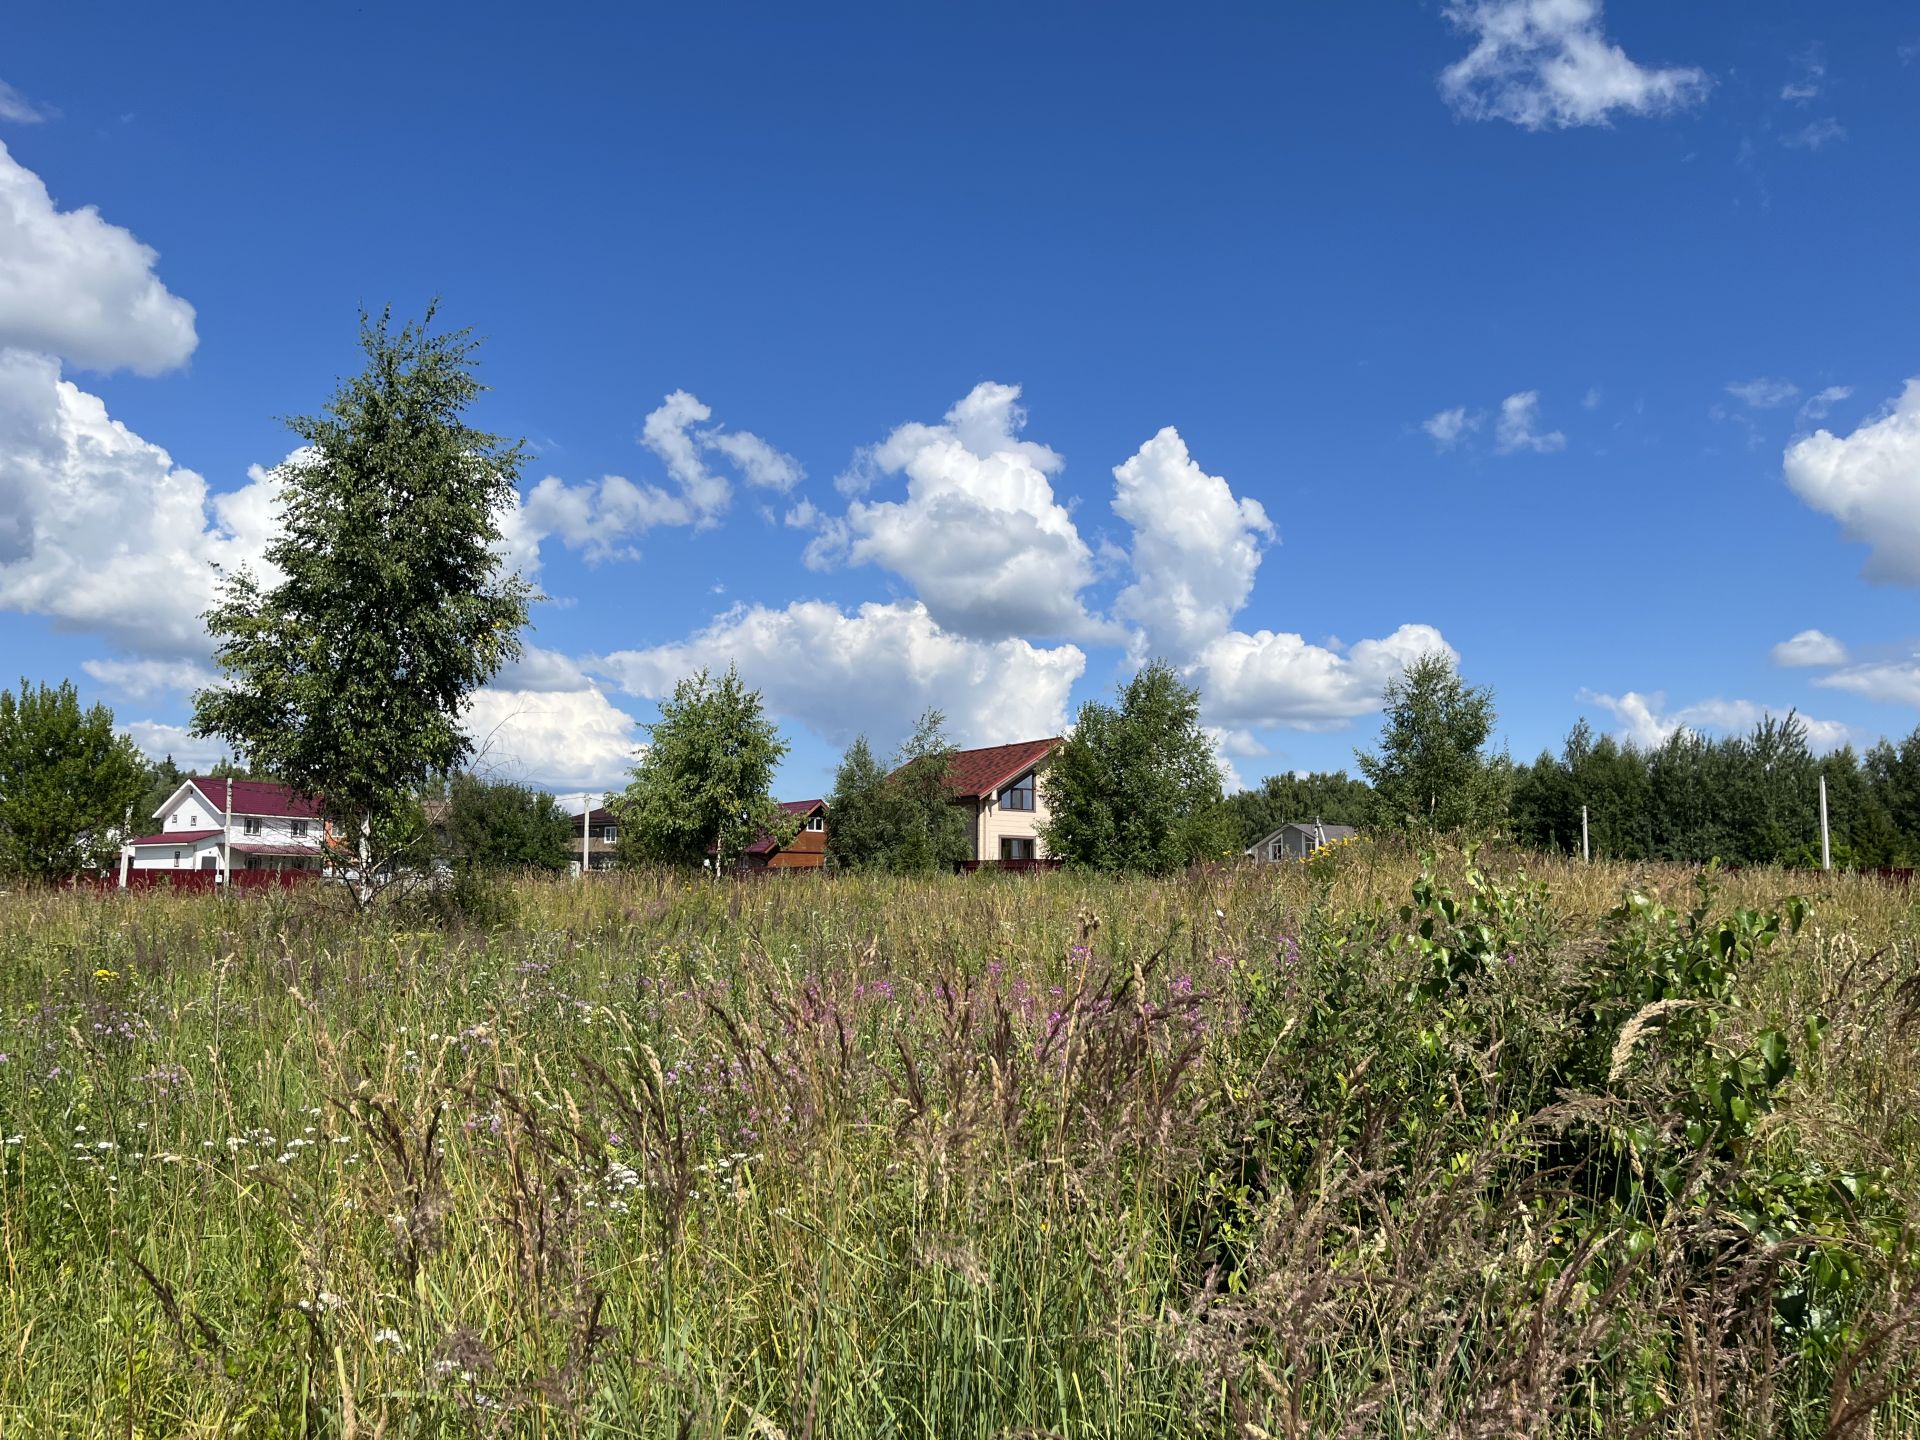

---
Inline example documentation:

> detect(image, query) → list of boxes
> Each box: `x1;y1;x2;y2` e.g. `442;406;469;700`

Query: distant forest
1228;715;1920;870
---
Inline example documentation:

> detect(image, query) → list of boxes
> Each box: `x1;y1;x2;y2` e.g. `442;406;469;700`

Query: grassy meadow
1;845;1917;1438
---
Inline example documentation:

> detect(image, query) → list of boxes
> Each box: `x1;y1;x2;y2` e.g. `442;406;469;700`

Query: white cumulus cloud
706;428;803;493
1770;629;1849;668
461;686;643;792
1784;378;1920;585
505;391;804;571
0;81;54;125
1495;390;1565;454
1193;624;1454;732
81;657;219;700
839;382;1110;642
122;719;234;774
1797;385;1852;425
593;598;1085;752
1725;377;1799;409
1813;658;1920;709
1423;406;1479;449
1111;425;1273;660
1782;117;1846;151
0;350;284;656
1439;0;1710;130
0;140;196;375
1583;689;1854;752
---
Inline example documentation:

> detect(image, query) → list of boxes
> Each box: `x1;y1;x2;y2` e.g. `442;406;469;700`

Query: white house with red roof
121;776;327;881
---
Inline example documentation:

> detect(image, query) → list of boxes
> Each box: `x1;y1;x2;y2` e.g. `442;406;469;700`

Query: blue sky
3;1;1917;802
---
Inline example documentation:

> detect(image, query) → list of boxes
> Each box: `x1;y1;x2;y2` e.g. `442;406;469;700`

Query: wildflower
93;968;118;982
372;1328;405;1351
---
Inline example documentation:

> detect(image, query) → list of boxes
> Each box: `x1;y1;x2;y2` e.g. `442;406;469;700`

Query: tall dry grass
0;844;1914;1436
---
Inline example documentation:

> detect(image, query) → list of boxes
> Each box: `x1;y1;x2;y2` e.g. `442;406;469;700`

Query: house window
601;825;618;842
188;812;199;828
1000;837;1036;861
1269;841;1282;862
290;821;308;838
998;773;1035;811
172;850;181;868
807;817;825;832
244;817;262;835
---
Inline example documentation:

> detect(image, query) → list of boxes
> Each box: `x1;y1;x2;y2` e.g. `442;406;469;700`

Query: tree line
1510;719;1919;868
3;307;1910;884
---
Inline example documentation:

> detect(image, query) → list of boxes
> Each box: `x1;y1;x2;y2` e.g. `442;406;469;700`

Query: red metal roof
915;738;1061;799
743;799;825;854
182;777;321;820
127;830;223;847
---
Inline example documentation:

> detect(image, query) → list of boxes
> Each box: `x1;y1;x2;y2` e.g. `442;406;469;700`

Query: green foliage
0;678;150;879
135;754;185;832
1223;768;1372;847
190;306;531;874
1864;730;1920;863
1512;714;1915;868
1041;660;1235;872
617;665;791;871
439;773;573;872
884;709;974;873
0;853;1914;1435
823;735;890;869
1356;652;1511;834
825;712;972;873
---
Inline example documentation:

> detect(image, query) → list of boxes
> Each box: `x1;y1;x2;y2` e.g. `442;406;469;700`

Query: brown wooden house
572;805;621;871
739;799;828;870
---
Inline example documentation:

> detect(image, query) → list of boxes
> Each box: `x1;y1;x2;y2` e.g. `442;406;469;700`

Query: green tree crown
0;678;150;879
1355;653;1511;836
191;306;532;880
1041;660;1234;874
617;666;791;872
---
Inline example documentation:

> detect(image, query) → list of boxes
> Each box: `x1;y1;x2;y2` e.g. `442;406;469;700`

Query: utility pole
1819;773;1831;872
580;792;589;878
223;777;234;889
1581;804;1590;864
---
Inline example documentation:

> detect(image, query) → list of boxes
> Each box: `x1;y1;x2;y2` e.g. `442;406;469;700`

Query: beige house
935;737;1063;866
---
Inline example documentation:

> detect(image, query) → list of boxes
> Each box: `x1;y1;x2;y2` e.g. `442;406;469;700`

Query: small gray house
1246;820;1358;863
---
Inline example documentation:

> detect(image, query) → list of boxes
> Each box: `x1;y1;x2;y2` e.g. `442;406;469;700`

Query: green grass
0;846;1915;1437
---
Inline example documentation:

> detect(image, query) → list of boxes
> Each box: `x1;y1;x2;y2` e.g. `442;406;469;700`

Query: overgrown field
2;846;1917;1437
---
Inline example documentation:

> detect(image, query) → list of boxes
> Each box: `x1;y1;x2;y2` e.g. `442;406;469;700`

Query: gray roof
1246;821;1359;852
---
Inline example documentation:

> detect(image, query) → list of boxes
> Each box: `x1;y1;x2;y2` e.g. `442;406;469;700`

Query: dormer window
998;773;1035;812
807;816;825;832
